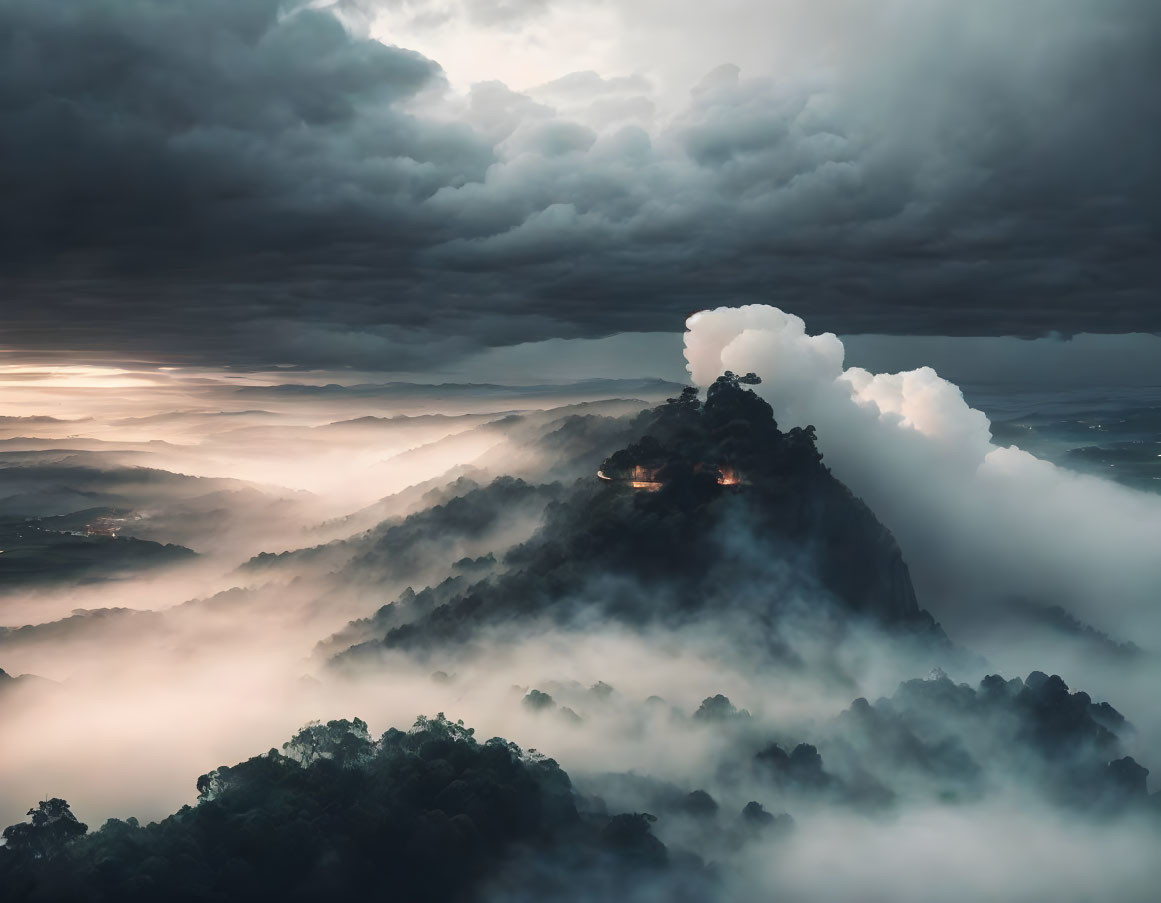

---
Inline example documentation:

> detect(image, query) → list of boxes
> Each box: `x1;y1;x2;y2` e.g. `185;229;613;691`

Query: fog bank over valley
2;310;1159;901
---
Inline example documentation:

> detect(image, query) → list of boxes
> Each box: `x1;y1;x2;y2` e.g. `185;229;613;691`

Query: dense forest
336;374;938;664
0;714;709;903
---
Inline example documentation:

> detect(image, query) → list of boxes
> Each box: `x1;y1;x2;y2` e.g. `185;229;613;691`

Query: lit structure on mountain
597;465;665;491
597;372;774;491
598;462;746;490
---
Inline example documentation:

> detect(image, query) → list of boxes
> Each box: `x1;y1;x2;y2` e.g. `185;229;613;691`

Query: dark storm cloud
0;0;1158;368
0;0;496;365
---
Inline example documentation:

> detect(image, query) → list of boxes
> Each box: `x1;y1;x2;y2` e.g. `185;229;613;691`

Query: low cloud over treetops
4;367;1159;902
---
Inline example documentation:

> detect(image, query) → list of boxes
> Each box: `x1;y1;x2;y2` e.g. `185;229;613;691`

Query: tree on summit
721;370;762;386
665;386;702;408
281;717;373;767
1;799;87;860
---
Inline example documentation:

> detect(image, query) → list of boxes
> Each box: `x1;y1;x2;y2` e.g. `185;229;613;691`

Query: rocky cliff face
335;375;940;661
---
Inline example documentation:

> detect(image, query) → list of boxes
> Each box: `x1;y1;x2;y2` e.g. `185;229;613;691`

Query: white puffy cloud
684;305;1161;646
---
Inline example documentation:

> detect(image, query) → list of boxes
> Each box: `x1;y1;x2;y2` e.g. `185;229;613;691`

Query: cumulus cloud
684;305;1161;661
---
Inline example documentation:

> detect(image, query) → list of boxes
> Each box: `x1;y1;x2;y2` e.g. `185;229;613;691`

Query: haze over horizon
1;3;1159;902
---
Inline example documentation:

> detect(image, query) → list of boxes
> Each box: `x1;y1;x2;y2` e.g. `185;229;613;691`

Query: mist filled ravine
3;0;1160;896
1;307;1158;902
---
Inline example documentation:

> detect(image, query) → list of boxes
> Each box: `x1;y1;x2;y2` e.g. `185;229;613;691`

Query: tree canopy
0;714;687;903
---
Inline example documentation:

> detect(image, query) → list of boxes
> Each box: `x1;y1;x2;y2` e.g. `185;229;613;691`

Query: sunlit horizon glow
0;364;173;390
0;1;1158;896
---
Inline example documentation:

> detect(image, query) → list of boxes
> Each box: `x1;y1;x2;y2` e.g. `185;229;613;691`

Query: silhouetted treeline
335;375;942;664
0;715;696;903
246;476;561;580
740;671;1158;814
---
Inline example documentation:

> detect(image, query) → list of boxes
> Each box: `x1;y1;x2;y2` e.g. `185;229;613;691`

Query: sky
1;0;1158;372
3;7;1161;896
